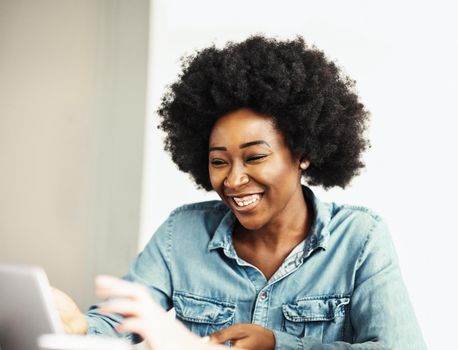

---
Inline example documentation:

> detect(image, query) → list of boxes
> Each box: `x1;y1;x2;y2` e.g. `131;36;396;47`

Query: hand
95;275;230;350
209;323;275;350
51;287;88;334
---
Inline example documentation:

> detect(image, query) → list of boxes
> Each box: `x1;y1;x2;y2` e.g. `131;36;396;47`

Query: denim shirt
87;186;426;349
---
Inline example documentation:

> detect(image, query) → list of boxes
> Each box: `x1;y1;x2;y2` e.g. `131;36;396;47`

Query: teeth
232;194;261;207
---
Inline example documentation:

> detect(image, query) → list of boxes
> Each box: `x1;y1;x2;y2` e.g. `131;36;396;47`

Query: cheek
255;162;297;186
208;172;217;190
208;168;224;190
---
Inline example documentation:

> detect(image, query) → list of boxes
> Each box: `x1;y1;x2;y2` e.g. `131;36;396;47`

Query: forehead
209;109;281;146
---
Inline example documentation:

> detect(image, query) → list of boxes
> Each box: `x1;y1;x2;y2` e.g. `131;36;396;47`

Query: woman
56;36;426;349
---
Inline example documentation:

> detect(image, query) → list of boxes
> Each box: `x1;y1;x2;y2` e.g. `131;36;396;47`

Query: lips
226;192;264;212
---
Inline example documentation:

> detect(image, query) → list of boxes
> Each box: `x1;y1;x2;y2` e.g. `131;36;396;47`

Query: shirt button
259;291;267;300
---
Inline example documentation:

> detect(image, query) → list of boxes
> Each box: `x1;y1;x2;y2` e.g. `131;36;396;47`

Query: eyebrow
209;140;271;152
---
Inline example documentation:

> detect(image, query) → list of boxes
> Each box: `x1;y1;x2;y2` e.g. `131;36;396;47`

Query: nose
224;163;249;188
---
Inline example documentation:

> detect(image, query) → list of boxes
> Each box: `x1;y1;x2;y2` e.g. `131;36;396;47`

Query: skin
207;108;311;349
51;287;88;334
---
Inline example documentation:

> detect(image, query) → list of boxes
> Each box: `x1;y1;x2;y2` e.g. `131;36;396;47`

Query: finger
209;324;248;344
116;317;146;336
95;275;148;300
97;298;144;317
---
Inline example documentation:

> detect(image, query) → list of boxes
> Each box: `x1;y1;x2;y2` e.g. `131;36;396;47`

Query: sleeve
86;215;174;343
272;219;426;350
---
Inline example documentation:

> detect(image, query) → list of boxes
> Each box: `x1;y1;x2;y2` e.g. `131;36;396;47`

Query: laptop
0;264;63;350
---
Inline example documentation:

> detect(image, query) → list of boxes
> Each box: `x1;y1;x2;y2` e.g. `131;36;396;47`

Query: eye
246;154;268;162
210;158;227;167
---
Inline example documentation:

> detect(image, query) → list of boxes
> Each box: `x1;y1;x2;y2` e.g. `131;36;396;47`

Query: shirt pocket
173;291;236;337
282;295;350;341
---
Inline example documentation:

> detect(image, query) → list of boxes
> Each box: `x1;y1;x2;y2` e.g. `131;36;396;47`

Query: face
208;108;307;231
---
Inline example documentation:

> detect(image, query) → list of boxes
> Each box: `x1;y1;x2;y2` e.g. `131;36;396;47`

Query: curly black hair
158;35;370;191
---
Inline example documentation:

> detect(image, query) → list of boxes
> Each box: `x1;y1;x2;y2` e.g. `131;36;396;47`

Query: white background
140;0;458;348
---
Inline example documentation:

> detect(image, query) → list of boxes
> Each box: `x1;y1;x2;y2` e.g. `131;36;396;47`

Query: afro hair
158;35;370;191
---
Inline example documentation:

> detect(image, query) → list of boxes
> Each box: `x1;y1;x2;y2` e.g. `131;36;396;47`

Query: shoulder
326;201;388;246
170;200;228;215
165;200;230;239
330;202;382;226
168;200;229;222
146;200;230;251
306;186;384;244
322;200;395;268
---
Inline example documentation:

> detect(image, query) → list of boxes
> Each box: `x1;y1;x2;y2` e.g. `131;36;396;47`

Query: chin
236;216;266;231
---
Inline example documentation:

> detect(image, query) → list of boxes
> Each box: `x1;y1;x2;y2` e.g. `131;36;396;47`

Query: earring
300;161;309;170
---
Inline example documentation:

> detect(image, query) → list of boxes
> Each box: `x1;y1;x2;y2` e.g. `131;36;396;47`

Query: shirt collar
302;185;331;254
207;185;331;254
207;208;236;252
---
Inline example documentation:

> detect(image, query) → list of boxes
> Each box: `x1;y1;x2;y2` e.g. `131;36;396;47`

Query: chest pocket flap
282;295;350;322
173;291;236;324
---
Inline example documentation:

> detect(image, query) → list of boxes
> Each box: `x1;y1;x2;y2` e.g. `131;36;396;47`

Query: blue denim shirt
87;186;426;349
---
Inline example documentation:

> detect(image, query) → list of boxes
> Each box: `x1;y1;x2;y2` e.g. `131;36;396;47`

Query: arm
86;217;174;342
211;220;426;350
276;219;425;350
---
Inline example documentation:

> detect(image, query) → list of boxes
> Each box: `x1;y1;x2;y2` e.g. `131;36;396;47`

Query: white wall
0;0;149;309
142;0;458;348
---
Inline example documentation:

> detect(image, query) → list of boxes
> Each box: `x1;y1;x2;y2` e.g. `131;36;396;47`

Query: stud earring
300;161;309;170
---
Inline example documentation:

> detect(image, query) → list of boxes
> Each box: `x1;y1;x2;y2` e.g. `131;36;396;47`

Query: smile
228;193;263;211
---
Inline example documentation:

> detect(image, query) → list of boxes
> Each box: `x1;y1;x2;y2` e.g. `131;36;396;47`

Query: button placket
251;288;270;326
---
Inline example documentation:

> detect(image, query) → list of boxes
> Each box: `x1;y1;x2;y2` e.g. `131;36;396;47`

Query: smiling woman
209;109;306;231
54;35;426;350
208;109;311;280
